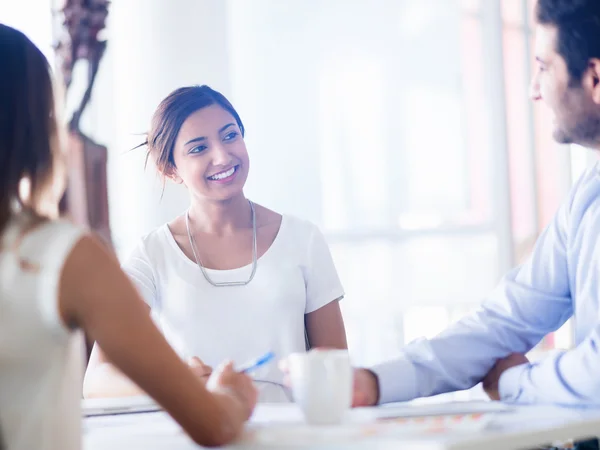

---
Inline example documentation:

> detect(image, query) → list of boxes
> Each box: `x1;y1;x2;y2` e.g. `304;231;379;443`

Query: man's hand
279;357;380;407
352;368;380;407
483;353;529;400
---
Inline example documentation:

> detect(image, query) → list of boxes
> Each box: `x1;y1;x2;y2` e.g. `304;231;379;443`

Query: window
228;0;574;377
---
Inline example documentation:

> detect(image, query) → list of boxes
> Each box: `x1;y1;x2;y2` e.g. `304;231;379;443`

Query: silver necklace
185;200;257;287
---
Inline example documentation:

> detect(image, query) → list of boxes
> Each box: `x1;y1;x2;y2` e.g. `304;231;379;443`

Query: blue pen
238;351;276;373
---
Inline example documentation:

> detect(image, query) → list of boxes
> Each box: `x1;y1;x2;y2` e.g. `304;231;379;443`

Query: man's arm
483;352;529;400
362;169;583;404
371;273;572;403
496;324;600;404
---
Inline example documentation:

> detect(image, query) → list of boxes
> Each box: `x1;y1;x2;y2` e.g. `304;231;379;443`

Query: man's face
530;24;600;147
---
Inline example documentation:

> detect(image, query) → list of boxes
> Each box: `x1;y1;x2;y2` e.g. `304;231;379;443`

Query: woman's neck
187;194;252;235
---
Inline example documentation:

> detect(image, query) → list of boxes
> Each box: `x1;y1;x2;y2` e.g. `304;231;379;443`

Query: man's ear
585;58;600;104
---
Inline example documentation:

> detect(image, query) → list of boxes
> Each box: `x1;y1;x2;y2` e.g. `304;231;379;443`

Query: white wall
0;0;53;62
101;0;234;257
227;0;470;229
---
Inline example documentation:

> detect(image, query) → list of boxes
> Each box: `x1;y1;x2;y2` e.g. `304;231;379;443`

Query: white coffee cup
288;349;352;425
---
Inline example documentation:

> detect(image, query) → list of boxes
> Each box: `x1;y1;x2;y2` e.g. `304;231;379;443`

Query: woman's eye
224;131;239;141
189;145;207;153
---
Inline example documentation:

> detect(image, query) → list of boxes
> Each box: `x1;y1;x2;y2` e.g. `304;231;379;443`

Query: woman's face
171;104;249;202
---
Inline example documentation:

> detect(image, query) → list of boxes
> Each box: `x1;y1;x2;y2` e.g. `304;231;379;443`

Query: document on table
82;395;161;417
244;402;513;447
250;401;513;425
370;400;514;420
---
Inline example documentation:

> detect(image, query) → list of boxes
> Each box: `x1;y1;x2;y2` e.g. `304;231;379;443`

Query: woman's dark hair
0;24;60;233
142;85;245;177
536;0;600;85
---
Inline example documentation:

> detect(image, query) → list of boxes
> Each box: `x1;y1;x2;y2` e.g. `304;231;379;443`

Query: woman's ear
170;173;184;185
165;165;184;185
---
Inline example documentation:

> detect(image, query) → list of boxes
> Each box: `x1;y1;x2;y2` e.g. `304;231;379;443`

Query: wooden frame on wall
53;0;112;360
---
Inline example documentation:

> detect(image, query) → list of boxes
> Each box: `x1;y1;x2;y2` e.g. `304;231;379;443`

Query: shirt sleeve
303;224;345;314
121;239;158;310
30;221;85;336
371;169;584;404
498;325;600;405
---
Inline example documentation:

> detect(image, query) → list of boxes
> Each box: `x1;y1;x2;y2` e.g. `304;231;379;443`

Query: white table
84;402;600;450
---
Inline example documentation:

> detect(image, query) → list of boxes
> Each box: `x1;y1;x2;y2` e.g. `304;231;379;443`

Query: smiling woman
83;85;348;402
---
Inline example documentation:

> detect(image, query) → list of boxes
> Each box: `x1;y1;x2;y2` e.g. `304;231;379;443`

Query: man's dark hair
536;0;600;83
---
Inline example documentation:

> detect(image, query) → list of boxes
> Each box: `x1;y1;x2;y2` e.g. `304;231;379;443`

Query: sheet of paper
249;403;305;424
245;403;501;447
84;411;181;435
82;395;161;417
249;401;512;425
366;400;514;420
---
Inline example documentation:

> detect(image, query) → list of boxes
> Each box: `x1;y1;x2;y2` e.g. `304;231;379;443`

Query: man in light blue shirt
352;0;600;411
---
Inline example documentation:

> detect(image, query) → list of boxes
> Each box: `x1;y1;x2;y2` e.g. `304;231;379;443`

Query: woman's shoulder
2;215;85;271
5;215;81;246
125;221;174;261
282;214;322;236
254;204;323;245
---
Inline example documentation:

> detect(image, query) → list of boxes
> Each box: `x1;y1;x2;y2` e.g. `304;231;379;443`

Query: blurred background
3;0;596;399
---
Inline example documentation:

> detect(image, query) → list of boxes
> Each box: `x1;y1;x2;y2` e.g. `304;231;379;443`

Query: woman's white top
0;217;85;450
122;215;344;401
